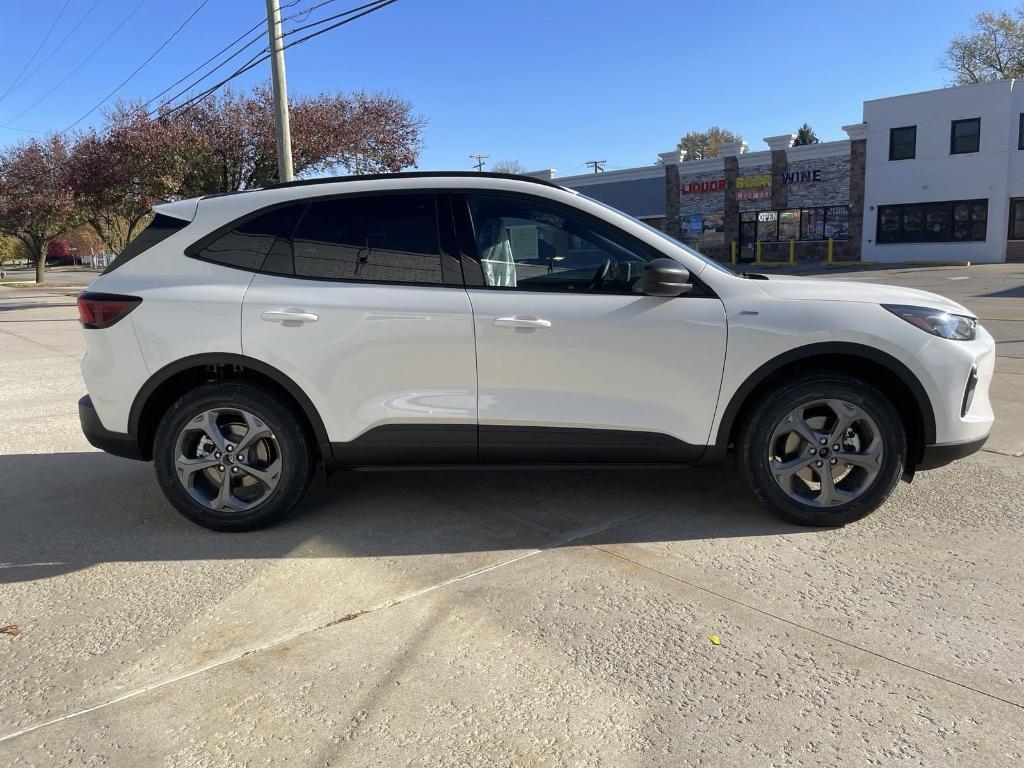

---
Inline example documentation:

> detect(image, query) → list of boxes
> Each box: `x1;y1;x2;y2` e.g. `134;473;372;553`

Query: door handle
261;310;319;324
494;315;552;329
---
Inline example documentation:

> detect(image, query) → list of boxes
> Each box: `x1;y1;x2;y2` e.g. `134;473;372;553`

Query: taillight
77;292;142;329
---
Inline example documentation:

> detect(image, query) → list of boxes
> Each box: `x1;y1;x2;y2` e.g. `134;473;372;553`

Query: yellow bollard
789;238;795;265
755;241;762;265
826;237;833;264
730;240;737;267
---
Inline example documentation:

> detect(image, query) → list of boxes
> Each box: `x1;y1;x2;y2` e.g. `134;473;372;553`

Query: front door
456;193;728;463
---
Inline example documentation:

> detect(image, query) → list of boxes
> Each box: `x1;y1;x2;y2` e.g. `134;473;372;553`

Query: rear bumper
79;395;145;461
917;433;989;471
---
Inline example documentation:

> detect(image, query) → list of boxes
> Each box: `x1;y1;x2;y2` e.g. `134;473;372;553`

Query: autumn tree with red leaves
0;134;82;284
166;84;423;196
68;105;186;254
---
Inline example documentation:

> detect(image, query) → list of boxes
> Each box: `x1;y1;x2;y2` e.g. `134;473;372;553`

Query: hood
750;274;974;317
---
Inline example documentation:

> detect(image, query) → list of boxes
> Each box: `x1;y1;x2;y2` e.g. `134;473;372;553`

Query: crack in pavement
0;507;661;745
587;544;1024;713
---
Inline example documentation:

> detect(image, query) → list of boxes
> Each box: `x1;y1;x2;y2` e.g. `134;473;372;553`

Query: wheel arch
707;342;936;466
129;353;329;461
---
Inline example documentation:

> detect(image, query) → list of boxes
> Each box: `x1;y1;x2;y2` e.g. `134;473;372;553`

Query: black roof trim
264;171;563;190
200;171;563;200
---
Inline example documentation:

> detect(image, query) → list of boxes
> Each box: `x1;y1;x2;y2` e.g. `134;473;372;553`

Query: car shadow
0;451;820;584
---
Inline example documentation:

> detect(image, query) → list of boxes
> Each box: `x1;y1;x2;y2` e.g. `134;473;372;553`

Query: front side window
291;194;442;284
194;205;301;271
877;199;987;243
889;126;916;160
466;194;655;292
950;118;981;154
1010;199;1024;240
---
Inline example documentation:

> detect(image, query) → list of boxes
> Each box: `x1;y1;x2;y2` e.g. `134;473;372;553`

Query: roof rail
261;170;564;190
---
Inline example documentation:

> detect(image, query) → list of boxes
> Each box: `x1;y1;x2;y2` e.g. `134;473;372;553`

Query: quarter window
950;118;981;155
194;205;301;271
889;126;916;160
876;200;987;243
292;194;443;284
465;195;655;293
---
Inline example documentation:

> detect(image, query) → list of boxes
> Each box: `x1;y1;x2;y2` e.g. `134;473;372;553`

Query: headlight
883;304;977;340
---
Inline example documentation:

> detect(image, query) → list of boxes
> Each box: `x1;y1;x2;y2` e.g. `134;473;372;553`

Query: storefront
548;79;1024;264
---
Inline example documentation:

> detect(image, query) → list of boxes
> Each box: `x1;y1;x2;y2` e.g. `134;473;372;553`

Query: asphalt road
1;265;1022;766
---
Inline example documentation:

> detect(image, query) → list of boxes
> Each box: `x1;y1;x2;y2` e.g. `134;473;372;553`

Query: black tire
153;382;315;531
740;373;906;526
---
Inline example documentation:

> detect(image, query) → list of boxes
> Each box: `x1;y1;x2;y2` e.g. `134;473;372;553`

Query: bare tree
944;7;1024;84
676;126;742;160
490;159;526;174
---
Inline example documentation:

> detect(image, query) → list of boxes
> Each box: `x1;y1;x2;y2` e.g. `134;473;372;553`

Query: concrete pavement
1;266;1022;766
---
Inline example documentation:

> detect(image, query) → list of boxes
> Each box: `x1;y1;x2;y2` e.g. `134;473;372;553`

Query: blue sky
0;0;1008;174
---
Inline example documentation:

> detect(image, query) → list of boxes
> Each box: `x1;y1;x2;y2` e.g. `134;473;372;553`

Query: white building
859;79;1023;264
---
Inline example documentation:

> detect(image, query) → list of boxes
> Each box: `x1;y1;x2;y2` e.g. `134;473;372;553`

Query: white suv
77;173;994;531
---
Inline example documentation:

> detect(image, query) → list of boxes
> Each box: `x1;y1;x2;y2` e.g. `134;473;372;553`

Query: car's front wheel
153;382;315;531
741;374;906;526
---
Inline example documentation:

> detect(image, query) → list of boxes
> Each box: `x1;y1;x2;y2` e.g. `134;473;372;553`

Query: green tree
676;126;742;160
944;7;1024;84
794;123;819;145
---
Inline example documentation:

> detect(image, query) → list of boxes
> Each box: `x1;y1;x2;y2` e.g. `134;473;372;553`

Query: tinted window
1011;199;1024;240
196;205;300;271
876;199;987;243
104;213;188;274
1019;114;1024;151
889;126;916;160
291;194;442;284
950;118;980;154
466;194;654;293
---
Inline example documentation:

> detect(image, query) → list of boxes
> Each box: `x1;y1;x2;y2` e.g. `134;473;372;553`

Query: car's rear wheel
741;374;906;526
154;382;315;531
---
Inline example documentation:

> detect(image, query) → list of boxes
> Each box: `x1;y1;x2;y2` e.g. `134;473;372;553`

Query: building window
876;199;988;244
1010;199;1024;240
889;126;916;160
1019;114;1024;150
950;118;981;155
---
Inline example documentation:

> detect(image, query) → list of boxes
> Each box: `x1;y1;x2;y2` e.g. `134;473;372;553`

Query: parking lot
1;264;1022;766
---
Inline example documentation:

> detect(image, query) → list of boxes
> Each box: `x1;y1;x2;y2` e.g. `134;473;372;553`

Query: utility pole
585;160;606;174
266;0;294;182
470;154;488;172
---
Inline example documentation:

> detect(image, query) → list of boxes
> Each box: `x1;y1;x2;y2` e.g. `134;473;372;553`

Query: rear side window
103;213;188;274
193;205;301;271
291;194;442;284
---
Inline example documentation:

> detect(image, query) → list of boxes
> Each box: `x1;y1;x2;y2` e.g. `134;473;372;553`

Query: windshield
577;193;736;275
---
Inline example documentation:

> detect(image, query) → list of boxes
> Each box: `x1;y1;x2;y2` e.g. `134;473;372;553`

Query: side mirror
642;258;692;297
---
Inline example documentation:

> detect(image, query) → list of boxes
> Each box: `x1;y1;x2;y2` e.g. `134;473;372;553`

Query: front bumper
917;433;989;471
79;395;145;461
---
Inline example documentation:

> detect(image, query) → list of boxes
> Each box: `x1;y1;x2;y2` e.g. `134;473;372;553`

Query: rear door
239;192;478;463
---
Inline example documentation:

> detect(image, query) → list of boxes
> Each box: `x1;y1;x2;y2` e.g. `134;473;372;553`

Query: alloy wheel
767;398;883;508
173;408;281;513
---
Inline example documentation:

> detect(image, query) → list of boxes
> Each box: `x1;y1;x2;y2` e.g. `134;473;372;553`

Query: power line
0;0;149;130
156;0;398;121
585;160;606;174
0;0;73;104
142;0;321;109
62;0;212;133
470;154;488;171
0;0;103;107
283;0;392;36
143;27;266;108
